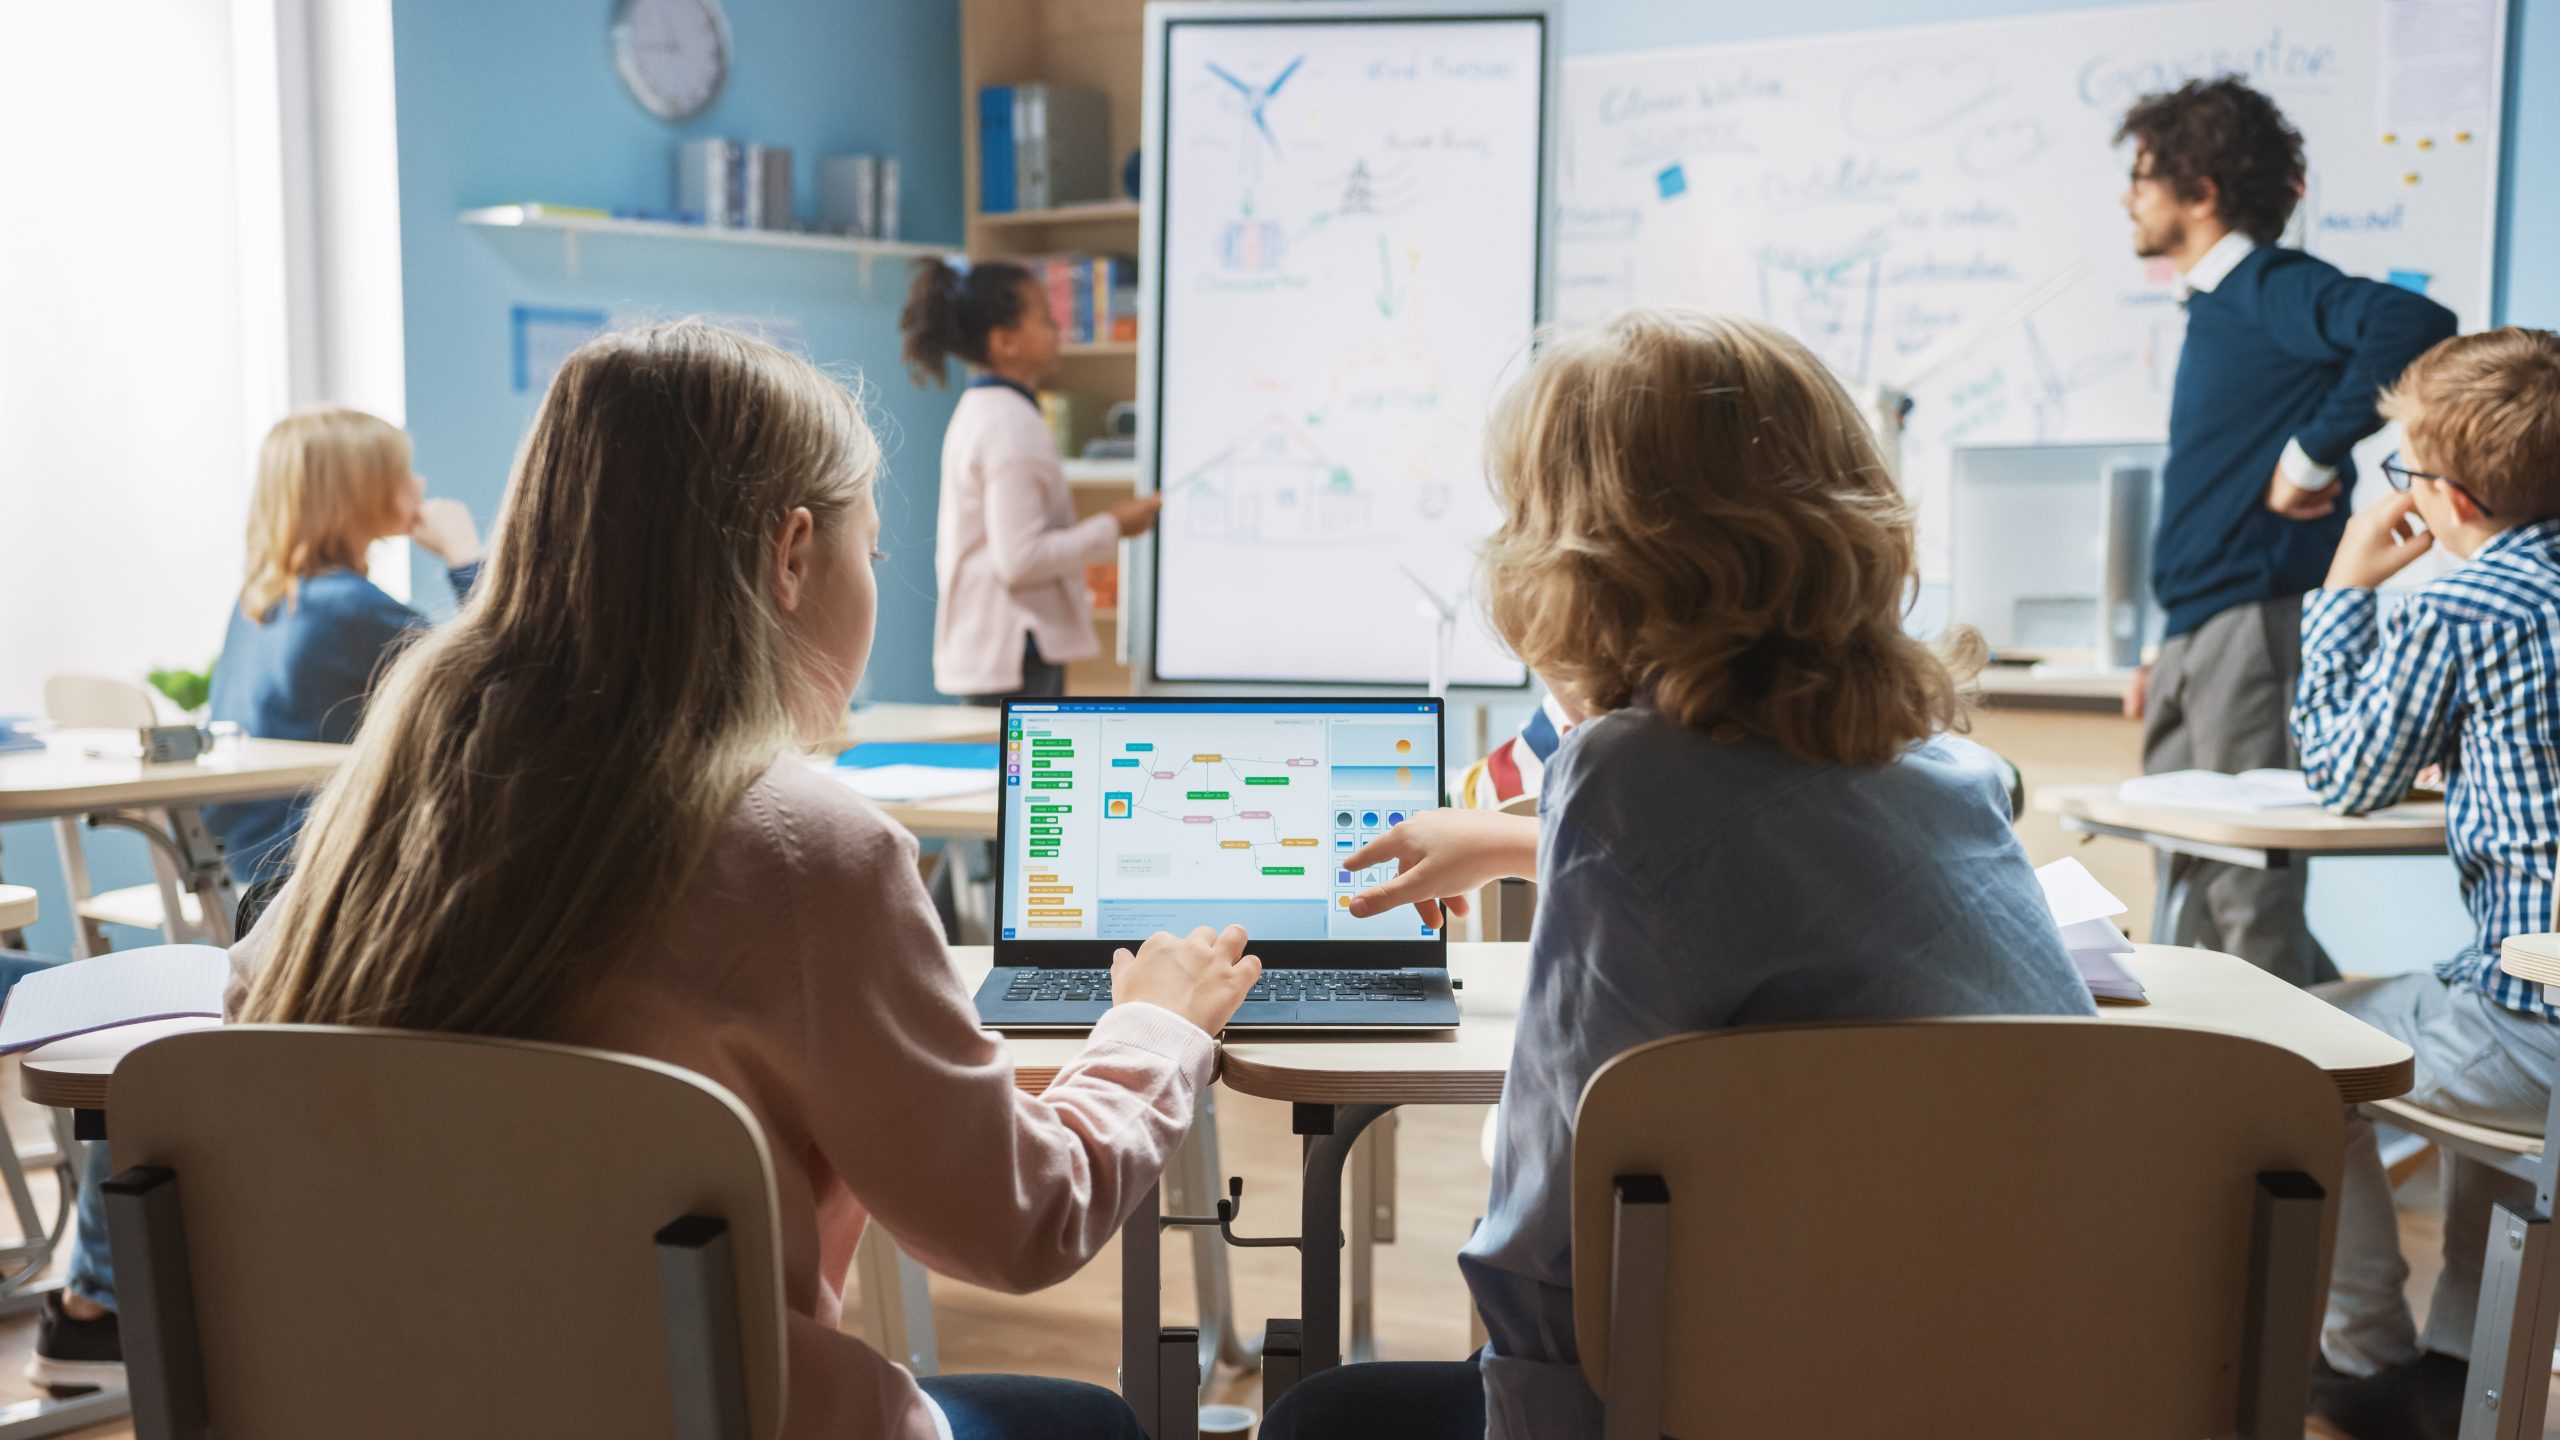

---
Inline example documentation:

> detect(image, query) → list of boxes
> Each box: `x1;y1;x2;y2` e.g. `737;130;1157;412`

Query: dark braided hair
899;258;1036;386
2116;77;2306;245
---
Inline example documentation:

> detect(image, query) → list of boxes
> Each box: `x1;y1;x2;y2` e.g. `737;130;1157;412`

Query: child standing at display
901;258;1158;702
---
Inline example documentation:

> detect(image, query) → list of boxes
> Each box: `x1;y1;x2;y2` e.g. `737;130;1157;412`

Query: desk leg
1292;1102;1391;1390
1123;1181;1163;1439
2149;846;2183;946
167;808;236;946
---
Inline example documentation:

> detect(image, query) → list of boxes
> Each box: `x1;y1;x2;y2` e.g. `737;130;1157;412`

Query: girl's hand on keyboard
1112;924;1261;1033
1342;810;1541;929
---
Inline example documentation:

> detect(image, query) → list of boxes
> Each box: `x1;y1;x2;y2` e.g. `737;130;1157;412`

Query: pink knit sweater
231;757;1215;1438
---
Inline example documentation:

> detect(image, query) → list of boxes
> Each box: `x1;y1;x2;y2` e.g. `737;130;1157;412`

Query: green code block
1032;759;1053;768
1261;866;1305;876
1031;804;1070;813
1031;826;1060;836
1186;790;1229;800
1245;776;1289;785
1029;849;1057;858
1032;780;1071;789
1032;739;1073;750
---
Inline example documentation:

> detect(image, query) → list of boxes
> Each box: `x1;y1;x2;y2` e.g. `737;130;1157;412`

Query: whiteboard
1143;4;1551;687
1557;0;2506;581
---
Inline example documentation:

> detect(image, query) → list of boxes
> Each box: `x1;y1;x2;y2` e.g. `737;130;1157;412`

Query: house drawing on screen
1175;414;1377;544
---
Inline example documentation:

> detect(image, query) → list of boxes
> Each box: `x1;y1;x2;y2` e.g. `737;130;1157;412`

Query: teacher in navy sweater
2116;78;2455;986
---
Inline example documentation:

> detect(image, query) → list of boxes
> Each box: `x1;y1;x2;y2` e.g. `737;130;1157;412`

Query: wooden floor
2;1078;2552;1438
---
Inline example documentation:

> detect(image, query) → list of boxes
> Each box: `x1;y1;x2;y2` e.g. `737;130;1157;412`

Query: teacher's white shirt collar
2182;230;2258;294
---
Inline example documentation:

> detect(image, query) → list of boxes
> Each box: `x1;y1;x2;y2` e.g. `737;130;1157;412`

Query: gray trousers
2144;595;2338;985
2318;973;2559;1372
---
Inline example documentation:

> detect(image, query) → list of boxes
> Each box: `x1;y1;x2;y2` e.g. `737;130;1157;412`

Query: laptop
972;695;1461;1032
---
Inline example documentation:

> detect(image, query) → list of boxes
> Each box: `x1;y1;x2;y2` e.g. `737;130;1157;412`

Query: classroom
1;0;2555;1437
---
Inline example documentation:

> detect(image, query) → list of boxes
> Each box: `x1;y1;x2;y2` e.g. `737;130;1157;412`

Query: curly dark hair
2116;77;2306;244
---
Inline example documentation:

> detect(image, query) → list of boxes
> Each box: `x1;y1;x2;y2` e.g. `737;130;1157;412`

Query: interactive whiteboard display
1555;0;2507;583
1145;6;1549;687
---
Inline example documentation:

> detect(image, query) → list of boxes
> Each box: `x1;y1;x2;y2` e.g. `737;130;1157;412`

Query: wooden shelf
460;206;958;287
1057;341;1137;358
976;200;1141;228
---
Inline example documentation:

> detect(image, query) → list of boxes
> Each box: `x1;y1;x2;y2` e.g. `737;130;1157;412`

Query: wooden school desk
0;733;349;949
19;943;2412;1437
2035;782;2447;943
0;887;34;944
946;939;2414;1434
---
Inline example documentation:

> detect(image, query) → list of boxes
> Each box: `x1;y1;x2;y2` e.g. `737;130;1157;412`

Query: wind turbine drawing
1207;55;1303;184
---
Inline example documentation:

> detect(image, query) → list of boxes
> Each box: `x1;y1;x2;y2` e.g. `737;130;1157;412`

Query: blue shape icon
1361;811;1380;828
1208;55;1304;152
1656;163;1687;200
2387;268;2433;294
1387;811;1405;826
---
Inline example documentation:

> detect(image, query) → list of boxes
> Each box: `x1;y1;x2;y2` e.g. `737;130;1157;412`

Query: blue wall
390;0;964;701
2;0;966;960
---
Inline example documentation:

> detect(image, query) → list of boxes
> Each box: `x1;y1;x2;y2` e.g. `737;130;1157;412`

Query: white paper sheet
836;764;999;804
2381;0;2496;135
2119;768;2320;811
2035;856;2129;930
0;945;228;1053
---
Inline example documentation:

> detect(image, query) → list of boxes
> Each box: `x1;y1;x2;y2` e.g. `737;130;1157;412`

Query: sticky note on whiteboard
1656;163;1687;200
2387;268;2433;294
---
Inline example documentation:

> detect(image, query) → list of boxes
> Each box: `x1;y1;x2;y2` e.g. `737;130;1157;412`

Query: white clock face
612;0;730;122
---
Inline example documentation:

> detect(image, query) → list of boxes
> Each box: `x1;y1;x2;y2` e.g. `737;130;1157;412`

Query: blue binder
979;86;1016;213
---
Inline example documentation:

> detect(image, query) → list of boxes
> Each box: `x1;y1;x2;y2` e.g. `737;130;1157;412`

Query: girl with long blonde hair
1268;311;2095;1440
203;407;484;886
228;320;1258;1440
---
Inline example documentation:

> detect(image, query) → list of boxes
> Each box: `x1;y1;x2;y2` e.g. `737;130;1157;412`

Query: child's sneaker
24;1291;122;1397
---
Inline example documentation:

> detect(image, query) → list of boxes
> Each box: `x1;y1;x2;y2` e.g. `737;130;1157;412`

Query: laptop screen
997;697;1447;967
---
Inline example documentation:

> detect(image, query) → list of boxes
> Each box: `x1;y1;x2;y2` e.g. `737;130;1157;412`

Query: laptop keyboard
1002;969;1431;1003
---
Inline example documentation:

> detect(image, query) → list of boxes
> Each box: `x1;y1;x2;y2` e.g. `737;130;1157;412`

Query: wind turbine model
1867;262;2090;480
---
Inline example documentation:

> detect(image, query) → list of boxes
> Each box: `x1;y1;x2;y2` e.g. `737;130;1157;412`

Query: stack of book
1031;254;1139;346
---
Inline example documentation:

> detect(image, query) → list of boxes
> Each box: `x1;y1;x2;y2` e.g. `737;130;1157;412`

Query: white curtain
0;1;289;715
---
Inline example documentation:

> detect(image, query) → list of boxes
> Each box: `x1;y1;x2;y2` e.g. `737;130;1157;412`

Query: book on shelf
1029;253;1139;346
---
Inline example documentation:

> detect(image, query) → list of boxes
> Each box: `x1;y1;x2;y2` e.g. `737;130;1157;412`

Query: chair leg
854;1224;939;1376
2460;1203;2560;1440
2237;1171;2324;1439
1603;1175;1669;1440
104;1166;206;1439
1348;1112;1398;1364
655;1215;749;1440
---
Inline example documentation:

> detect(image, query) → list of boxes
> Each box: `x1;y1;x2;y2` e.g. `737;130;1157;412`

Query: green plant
148;662;214;713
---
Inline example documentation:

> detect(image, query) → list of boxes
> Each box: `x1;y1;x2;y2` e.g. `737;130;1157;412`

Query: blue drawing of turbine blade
1263;55;1303;101
1208;61;1257;98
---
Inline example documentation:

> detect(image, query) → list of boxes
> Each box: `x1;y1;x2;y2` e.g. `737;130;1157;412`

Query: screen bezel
996;696;1451;970
1139;5;1550;690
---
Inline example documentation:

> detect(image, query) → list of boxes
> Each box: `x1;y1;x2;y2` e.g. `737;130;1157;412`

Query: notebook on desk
0;945;227;1053
971;696;1460;1033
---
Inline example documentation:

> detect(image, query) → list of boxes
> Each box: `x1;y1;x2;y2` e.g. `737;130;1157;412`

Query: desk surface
28;943;2411;1110
0;885;34;931
1973;666;2136;707
837;703;1004;747
0;732;349;823
2036;782;2447;854
948;941;2414;1106
2501;932;2560;986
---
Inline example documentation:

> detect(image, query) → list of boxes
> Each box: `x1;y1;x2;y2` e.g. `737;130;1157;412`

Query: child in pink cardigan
228;319;1257;1440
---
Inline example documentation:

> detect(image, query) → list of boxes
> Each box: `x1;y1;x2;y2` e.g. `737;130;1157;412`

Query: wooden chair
1572;1019;2344;1440
102;1026;786;1440
2364;935;2560;1440
42;675;205;955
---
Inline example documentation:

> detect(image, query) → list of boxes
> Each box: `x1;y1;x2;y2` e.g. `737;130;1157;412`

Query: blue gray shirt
1457;707;2094;1437
204;562;478;884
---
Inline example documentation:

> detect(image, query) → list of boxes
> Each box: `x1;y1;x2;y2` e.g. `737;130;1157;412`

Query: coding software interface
1003;701;1441;943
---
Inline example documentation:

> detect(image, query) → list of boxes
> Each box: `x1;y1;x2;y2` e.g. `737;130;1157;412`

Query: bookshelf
963;0;1158;692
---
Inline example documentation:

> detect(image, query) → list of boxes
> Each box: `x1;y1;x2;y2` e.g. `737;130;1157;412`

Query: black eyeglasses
2381;450;2496;518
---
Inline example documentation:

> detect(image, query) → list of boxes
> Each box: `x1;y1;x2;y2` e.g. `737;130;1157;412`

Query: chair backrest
1572;1019;2343;1440
107;1026;788;1440
43;674;166;728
